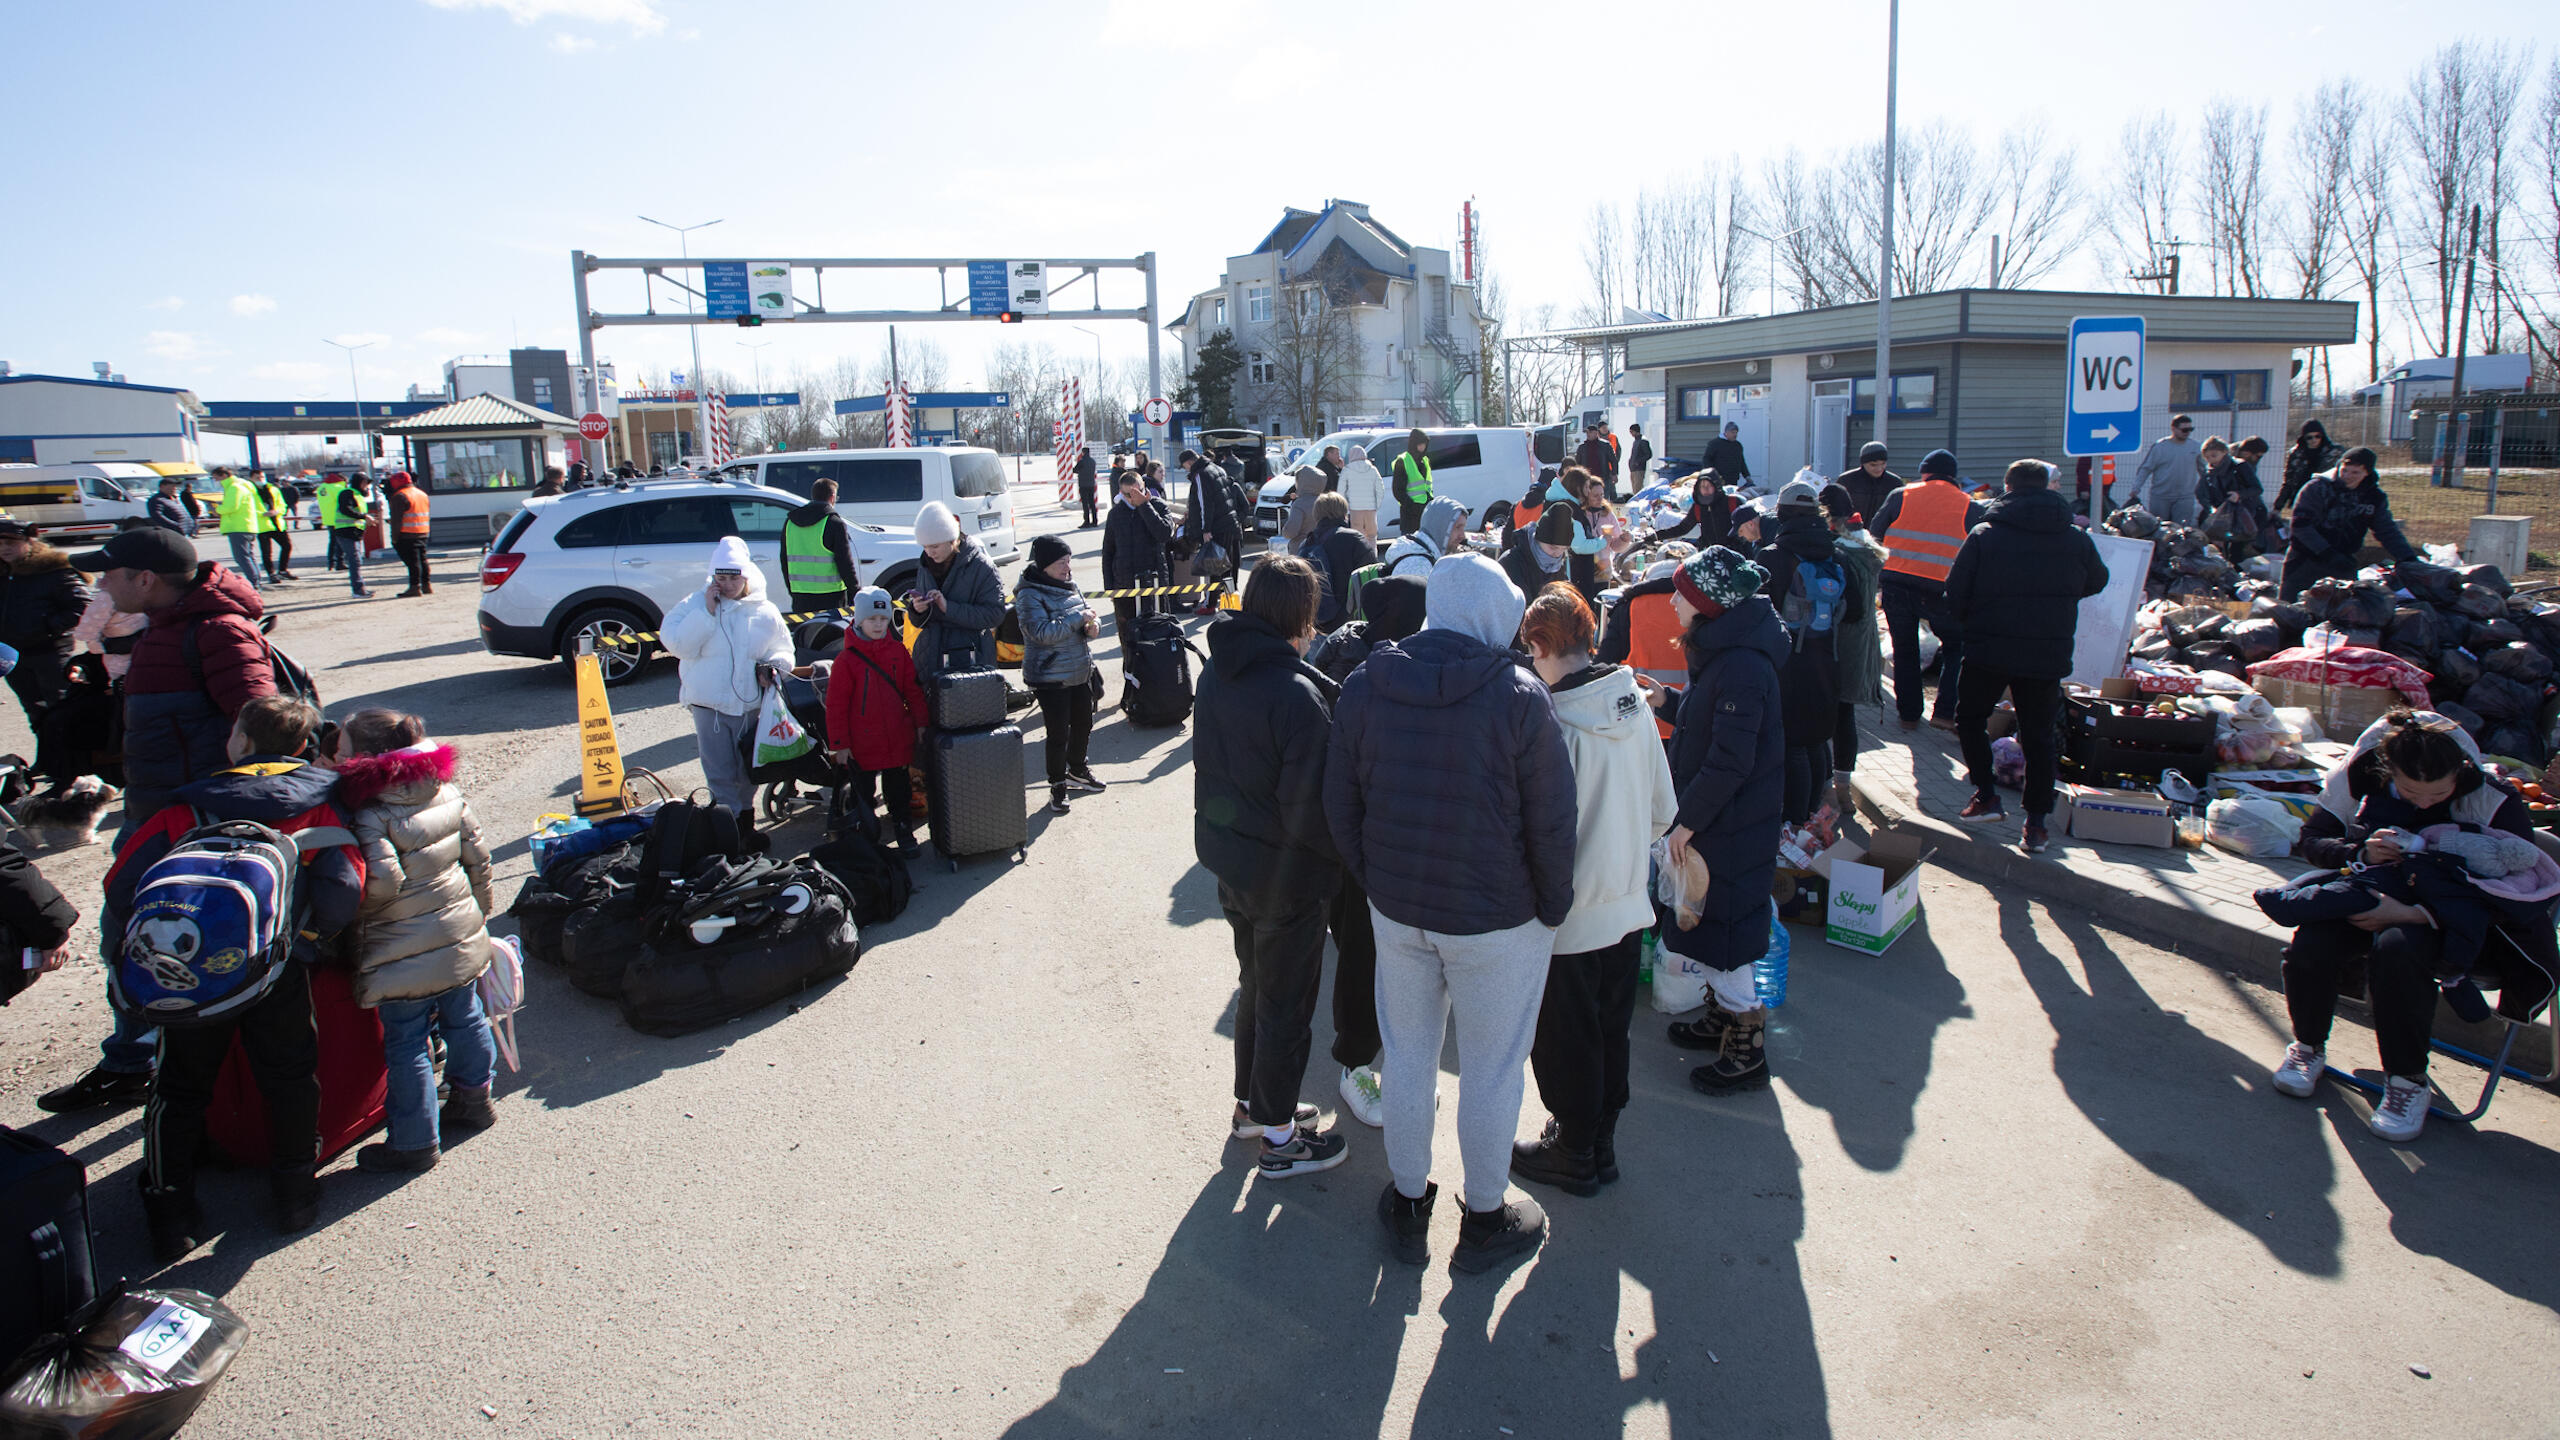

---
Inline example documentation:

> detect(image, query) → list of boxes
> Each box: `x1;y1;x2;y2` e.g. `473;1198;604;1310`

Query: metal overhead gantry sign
568;250;1167;469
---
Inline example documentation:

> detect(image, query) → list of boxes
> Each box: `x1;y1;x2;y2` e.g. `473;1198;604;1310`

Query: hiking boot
2369;1074;2430;1143
1510;1120;1600;1197
356;1142;440;1174
1690;1008;1769;1094
1452;1194;1547;1274
1231;1101;1320;1140
1594;1110;1622;1185
393;588;422;599
1257;1125;1348;1178
1379;1181;1436;1266
37;1064;152;1114
2271;1042;2323;1099
2021;819;2051;854
1064;769;1107;794
441;1084;497;1133
1666;997;1738;1050
1338;1065;1384;1128
1047;787;1071;815
1958;794;2006;823
140;1185;205;1265
271;1163;321;1233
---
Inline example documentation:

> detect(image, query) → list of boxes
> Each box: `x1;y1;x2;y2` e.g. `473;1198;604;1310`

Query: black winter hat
1028;533;1073;570
1859;441;1889;464
1920;449;1959;478
1535;503;1580;547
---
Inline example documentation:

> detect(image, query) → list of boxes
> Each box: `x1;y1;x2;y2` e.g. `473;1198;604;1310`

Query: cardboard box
2253;674;2400;747
2061;784;2176;848
1810;831;1936;955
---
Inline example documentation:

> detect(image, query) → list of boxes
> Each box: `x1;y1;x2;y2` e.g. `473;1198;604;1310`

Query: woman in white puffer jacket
658;535;793;816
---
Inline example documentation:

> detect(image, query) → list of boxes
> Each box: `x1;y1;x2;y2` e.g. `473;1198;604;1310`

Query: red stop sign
578;412;609;441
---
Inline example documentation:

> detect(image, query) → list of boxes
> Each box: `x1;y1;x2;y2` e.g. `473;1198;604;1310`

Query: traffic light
371;434;384;457
736;314;763;327
996;311;1022;324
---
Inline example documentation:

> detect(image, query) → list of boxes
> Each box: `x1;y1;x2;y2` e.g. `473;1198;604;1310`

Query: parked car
0;462;156;542
1254;426;1545;535
475;478;916;684
718;446;1019;566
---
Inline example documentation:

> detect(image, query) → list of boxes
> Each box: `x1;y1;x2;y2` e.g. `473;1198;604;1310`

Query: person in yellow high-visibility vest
211;467;265;592
314;476;347;571
255;472;295;583
782;478;861;613
387;472;433;596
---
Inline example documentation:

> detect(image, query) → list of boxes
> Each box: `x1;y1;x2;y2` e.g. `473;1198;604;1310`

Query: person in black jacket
782;481;863;613
148;475;197;535
1643;546;1787;1093
1326;552;1576;1271
1294;492;1377;631
1651;470;1736;550
1099;469;1173;665
2273;418;2341;513
1944;459;2113;853
1836;442;1903;533
0;843;77;1006
1179;449;1242;616
1074;447;1099;527
1194;555;1350;1179
1626;423;1654;494
0;522;92;744
2281;446;2418;600
1703;422;1751;489
1753;482;1863;822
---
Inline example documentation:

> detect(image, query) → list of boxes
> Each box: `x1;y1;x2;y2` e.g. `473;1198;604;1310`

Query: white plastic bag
2271;705;2323;744
2205;793;2303;858
753;684;814;767
1649;947;1711;1014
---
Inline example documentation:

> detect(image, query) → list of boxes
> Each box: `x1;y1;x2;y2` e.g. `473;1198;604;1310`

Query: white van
718;447;1019;588
0;463;157;541
1254;427;1543;536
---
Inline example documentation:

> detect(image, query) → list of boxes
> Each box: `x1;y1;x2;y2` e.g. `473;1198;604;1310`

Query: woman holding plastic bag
660;536;794;817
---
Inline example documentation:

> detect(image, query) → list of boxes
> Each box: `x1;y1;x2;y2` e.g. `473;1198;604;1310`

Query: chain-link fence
2291;400;2560;573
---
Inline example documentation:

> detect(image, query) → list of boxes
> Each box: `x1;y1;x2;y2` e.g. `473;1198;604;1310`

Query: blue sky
3;0;2545;461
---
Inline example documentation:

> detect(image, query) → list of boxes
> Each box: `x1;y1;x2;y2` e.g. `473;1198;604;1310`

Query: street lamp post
1734;223;1813;317
320;336;376;476
1876;0;1901;449
638;214;722;467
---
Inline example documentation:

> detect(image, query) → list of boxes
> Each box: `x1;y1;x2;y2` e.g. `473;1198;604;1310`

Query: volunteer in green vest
256;472;296;583
1390;428;1434;538
782;477;861;614
314;476;347;571
212;467;265;592
326;471;374;598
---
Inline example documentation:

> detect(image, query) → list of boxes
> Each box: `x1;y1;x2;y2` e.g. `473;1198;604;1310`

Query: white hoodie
658;536;794;715
1548;663;1680;953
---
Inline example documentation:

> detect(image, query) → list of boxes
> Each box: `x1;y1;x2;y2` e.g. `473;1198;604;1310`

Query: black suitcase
1122;576;1197;728
927;661;1008;731
0;1126;99;1368
924;724;1027;865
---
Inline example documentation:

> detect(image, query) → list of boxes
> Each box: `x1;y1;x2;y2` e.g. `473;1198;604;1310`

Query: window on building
1213;297;1227;327
1248;352;1273;384
423;437;530;491
2169;369;2270;409
1850;373;1938;415
1677;383;1771;425
1247;285;1271;323
1297;287;1319;320
532;377;554;410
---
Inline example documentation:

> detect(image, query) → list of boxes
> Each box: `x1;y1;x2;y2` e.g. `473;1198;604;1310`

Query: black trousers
1782;745;1833;824
1957;666;2062;818
146;961;318;1196
394;536;431;592
2283;919;2443;1079
1219;883;1329;1129
1079;489;1099;526
1327;873;1380;1069
6;651;68;748
1529;932;1641;1151
258;528;293;577
1881;580;1962;722
1397;499;1424;536
850;766;914;838
1832;700;1858;773
1032;678;1094;785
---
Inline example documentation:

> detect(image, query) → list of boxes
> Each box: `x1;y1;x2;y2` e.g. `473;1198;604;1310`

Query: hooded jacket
0;542;90;660
1324;627;1578;935
1194;613;1342;914
1307;573;1428;683
1337;455;1383;512
659;538;793;715
1279;467;1324;543
1380;496;1468;578
1296;520;1377;630
1547;663;1679;953
1014;564;1096;686
825;626;927;771
1100;489;1173;590
911;535;1006;681
1660;598;1789;970
121;563;274;803
1830;525;1887;705
784;497;861;596
333;744;496;1006
2277;437;2341;512
1942;487;2112;680
1757;506;1857;742
106;756;364;962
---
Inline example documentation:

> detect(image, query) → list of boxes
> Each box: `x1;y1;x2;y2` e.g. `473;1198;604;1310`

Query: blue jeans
379;982;497;1152
331;529;369;594
224;532;264;589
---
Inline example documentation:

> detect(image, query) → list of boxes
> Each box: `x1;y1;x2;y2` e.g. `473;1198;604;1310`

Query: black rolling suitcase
928;662;1008;731
924;723;1026;867
0;1126;99;1368
1122;572;1197;728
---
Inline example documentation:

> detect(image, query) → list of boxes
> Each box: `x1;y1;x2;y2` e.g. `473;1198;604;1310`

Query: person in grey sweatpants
1371;913;1553;1212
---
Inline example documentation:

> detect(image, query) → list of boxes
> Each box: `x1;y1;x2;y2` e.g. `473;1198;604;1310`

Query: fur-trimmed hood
10;542;72;577
333;742;459;810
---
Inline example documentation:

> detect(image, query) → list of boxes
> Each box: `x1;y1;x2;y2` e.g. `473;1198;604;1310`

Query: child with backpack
1754;479;1861;824
825;586;928;848
327;707;499;1175
108;693;364;1262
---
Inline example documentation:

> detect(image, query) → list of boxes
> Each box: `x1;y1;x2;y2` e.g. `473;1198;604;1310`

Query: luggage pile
920;648;1029;870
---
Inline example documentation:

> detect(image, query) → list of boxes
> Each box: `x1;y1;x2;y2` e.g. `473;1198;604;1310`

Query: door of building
1810;381;1851;479
1725;395;1770;489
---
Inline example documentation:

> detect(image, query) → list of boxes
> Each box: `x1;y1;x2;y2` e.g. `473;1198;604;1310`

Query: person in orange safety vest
1866;449;1983;732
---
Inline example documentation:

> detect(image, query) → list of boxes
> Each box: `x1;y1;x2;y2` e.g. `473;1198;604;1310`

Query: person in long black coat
0;523;92;743
1100;467;1174;645
2273;419;2341;513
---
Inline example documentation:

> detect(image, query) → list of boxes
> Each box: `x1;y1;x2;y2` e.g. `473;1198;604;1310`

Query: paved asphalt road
1;489;2554;1437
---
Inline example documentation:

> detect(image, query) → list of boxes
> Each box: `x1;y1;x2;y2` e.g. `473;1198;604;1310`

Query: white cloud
548;32;593;53
230;293;277;317
145;331;217;362
421;0;665;34
144;296;185;312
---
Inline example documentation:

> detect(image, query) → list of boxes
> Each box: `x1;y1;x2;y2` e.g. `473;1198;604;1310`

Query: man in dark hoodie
1195;556;1349;1179
782;477;863;614
1944;458;2113;854
1753;480;1860;822
106;694;363;1261
1835;442;1903;540
1327;553;1576;1273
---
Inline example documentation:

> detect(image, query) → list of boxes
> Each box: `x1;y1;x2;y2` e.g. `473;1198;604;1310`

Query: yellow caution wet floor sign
573;642;626;817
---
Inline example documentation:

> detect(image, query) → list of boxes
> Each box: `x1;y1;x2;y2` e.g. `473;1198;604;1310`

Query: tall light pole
1735;222;1813;317
321;336;376;475
638;214;721;466
1068;324;1106;439
1875;0;1900;449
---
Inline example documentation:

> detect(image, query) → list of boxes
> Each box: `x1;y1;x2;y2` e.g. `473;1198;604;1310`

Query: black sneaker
1690;1009;1770;1094
1379;1181;1437;1266
1257;1126;1348;1178
356;1142;439;1174
1510;1121;1600;1197
37;1064;152;1114
2020;820;2051;855
1452;1194;1547;1273
1064;770;1107;794
140;1185;205;1265
1047;788;1072;815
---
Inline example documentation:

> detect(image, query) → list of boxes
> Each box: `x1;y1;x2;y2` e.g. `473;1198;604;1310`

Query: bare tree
2284;81;2360;302
2200;99;2272;296
1762;150;1842;308
1580;202;1625;323
2105;112;2185;291
1985;123;2083;288
2343;93;2398;383
2516;59;2560;375
1697;156;1760;316
2400;40;2530;356
1253;252;1371;434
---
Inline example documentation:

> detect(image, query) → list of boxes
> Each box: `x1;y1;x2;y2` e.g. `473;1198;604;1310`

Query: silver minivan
719;447;1020;586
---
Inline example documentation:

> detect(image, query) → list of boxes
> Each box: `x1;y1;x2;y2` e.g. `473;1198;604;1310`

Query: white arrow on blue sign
2064;314;2145;457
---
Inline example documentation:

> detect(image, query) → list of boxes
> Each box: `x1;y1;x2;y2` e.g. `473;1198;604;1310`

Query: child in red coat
826;587;928;848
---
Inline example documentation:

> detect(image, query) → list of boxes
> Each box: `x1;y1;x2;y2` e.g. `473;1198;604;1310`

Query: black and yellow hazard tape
588;583;1226;650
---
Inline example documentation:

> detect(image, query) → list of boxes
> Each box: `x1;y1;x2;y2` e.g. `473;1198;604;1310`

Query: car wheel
560;603;655;686
876;563;918;600
1483;500;1514;531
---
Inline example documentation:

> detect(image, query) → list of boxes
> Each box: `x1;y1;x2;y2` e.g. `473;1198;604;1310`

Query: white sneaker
2271;1043;2323;1098
2369;1074;2431;1143
1340;1066;1385;1128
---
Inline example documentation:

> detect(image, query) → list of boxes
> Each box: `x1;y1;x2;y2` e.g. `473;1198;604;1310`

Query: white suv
1254;427;1544;536
476;478;916;684
716;447;1020;565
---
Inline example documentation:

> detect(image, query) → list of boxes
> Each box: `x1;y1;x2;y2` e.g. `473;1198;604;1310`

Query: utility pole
321;336;375;476
1874;0;1899;449
637;215;721;466
1143;251;1164;465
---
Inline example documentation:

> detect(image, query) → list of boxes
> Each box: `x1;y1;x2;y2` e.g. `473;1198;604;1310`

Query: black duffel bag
560;879;673;1000
619;864;860;1037
508;843;640;969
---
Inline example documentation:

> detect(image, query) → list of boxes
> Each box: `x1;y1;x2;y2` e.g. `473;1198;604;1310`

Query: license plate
977;512;999;528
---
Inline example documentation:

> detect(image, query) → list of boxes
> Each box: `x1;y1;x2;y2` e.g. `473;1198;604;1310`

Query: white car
476;477;916;684
716;446;1020;566
1255;426;1545;536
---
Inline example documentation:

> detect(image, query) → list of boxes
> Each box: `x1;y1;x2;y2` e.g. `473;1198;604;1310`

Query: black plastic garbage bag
2457;563;2512;597
0;1288;247;1440
2302;578;2352;620
2162;606;2231;645
2484;642;2555;684
2464;670;2542;724
2391;560;2464;605
2437;700;2486;737
2230;618;2286;663
2473;616;2526;647
2435;645;2482;693
2268;604;2316;642
2387;604;2445;660
2454;583;2507;620
2483;725;2543;765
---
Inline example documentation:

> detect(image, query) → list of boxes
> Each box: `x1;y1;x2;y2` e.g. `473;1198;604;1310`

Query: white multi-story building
1170;200;1483;435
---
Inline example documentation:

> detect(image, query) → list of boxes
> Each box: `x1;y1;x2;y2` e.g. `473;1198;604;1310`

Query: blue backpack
1781;557;1847;652
115;819;302;1026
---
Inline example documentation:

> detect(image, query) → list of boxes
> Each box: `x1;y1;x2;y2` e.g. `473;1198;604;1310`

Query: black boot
1593;1109;1622;1185
1379;1180;1436;1266
271;1163;321;1233
1452;1194;1548;1274
441;1084;496;1133
1666;995;1738;1051
1509;1118;1600;1197
140;1184;205;1265
1690;1008;1769;1094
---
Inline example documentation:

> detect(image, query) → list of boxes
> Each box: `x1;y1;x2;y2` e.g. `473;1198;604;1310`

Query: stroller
750;658;849;830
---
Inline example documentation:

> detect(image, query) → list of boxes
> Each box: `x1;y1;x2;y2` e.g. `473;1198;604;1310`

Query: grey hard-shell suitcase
924;724;1027;867
927;664;1008;731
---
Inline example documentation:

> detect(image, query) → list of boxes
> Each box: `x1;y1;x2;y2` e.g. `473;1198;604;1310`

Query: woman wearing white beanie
658;535;793;816
909;501;1006;682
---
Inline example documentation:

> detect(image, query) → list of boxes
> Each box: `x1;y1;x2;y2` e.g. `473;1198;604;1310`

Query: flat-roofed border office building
1618;290;2357;488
